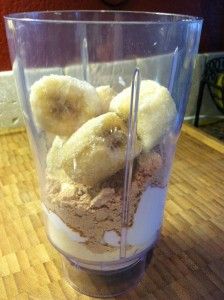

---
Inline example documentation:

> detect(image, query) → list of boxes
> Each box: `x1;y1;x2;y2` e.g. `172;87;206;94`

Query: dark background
1;0;224;70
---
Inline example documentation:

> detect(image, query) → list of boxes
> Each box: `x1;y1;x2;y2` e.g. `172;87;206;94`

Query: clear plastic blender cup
5;11;202;297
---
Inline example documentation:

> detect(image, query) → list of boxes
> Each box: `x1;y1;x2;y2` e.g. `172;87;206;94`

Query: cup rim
4;10;203;25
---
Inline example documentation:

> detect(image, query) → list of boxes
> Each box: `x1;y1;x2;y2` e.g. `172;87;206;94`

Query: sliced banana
46;136;66;173
30;75;101;136
62;112;142;186
110;80;176;152
46;136;74;183
96;85;116;113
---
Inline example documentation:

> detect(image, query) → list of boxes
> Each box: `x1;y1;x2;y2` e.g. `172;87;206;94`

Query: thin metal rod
120;68;141;258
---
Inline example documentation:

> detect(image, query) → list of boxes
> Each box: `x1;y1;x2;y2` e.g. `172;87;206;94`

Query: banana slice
96;85;116;113
62;112;142;186
30;75;101;136
46;136;74;183
46;136;66;173
110;80;176;152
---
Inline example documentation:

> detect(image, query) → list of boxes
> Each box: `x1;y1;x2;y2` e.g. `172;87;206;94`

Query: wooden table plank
0;125;223;299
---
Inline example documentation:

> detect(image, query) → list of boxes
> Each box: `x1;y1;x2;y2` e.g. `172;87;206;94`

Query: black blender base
62;248;154;298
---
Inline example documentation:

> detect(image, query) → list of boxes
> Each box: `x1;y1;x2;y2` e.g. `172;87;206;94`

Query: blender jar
5;11;202;298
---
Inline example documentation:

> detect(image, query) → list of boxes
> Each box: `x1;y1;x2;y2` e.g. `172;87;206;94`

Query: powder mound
44;151;163;252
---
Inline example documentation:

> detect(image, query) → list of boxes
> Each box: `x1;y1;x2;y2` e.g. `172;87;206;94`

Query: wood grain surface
0;124;224;299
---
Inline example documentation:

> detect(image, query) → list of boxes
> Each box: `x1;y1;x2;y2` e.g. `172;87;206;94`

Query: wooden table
0;125;224;299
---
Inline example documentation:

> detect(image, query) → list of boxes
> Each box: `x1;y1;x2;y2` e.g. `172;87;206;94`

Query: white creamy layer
42;204;87;243
43;205;137;263
104;187;166;246
43;186;166;262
